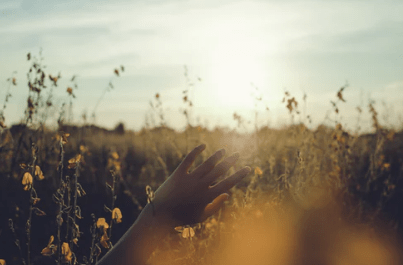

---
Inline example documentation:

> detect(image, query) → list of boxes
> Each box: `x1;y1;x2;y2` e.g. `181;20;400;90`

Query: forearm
97;203;173;265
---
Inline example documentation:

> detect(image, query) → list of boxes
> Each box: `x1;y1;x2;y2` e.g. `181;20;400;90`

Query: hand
96;144;250;265
151;144;251;227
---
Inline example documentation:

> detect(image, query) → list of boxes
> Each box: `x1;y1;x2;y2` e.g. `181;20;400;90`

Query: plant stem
26;144;37;265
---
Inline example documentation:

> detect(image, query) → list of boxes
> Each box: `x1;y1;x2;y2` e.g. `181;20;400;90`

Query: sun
208;37;270;111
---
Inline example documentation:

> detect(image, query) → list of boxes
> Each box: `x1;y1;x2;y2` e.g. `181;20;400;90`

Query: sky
0;0;402;133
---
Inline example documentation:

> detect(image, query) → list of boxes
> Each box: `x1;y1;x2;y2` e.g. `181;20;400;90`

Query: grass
0;50;403;265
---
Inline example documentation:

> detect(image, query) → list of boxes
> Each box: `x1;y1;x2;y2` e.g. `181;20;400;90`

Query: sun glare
209;36;270;111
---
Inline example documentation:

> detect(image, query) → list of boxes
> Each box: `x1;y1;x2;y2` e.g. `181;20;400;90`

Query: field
1;52;403;265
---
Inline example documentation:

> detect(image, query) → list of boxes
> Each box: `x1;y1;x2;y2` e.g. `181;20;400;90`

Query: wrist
135;202;175;236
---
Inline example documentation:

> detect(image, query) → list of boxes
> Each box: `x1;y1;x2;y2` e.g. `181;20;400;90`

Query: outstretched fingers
208;166;251;199
177;144;206;174
191;148;226;177
203;152;240;184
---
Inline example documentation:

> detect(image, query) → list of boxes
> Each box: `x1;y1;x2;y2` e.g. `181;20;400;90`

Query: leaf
112;208;122;223
63;206;72;213
33;208;46;216
32;198;41;205
35;165;45;180
77;183;86;197
75;206;83;219
95;244;102;257
104;205;112;213
0;259;5;265
337;89;346;102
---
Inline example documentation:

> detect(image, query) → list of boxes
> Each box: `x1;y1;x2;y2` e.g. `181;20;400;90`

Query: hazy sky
1;0;402;133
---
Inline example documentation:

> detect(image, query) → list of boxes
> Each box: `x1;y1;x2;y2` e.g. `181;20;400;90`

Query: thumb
201;193;229;221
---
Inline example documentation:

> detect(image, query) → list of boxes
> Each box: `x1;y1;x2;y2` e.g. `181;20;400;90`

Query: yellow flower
254;167;263;176
68;154;82;169
22;172;33;191
96;218;109;231
35;166;44;180
61;243;72;262
175;226;195;239
112;208;122;223
41;236;57;256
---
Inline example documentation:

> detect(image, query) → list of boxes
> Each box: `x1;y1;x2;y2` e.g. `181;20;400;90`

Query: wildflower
67;87;75;97
35;165;45;180
56;132;70;144
68;154;82;169
100;231;110;248
175;226;195;239
96;218;109;231
22;172;33;191
61;243;72;262
41;236;57;256
254;167;263;176
112;208;122;223
111;152;119;160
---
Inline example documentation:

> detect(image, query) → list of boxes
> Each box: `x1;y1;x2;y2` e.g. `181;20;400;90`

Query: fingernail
198;144;206;150
243;166;251;175
231;152;240;160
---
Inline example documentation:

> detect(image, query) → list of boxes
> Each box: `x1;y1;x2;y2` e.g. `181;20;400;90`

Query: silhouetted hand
152;144;251;227
97;144;250;265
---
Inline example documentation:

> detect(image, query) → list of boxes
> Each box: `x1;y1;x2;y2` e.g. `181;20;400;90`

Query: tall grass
0;50;403;265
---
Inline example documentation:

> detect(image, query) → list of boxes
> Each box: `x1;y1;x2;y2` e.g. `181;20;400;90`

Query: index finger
177;144;206;173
